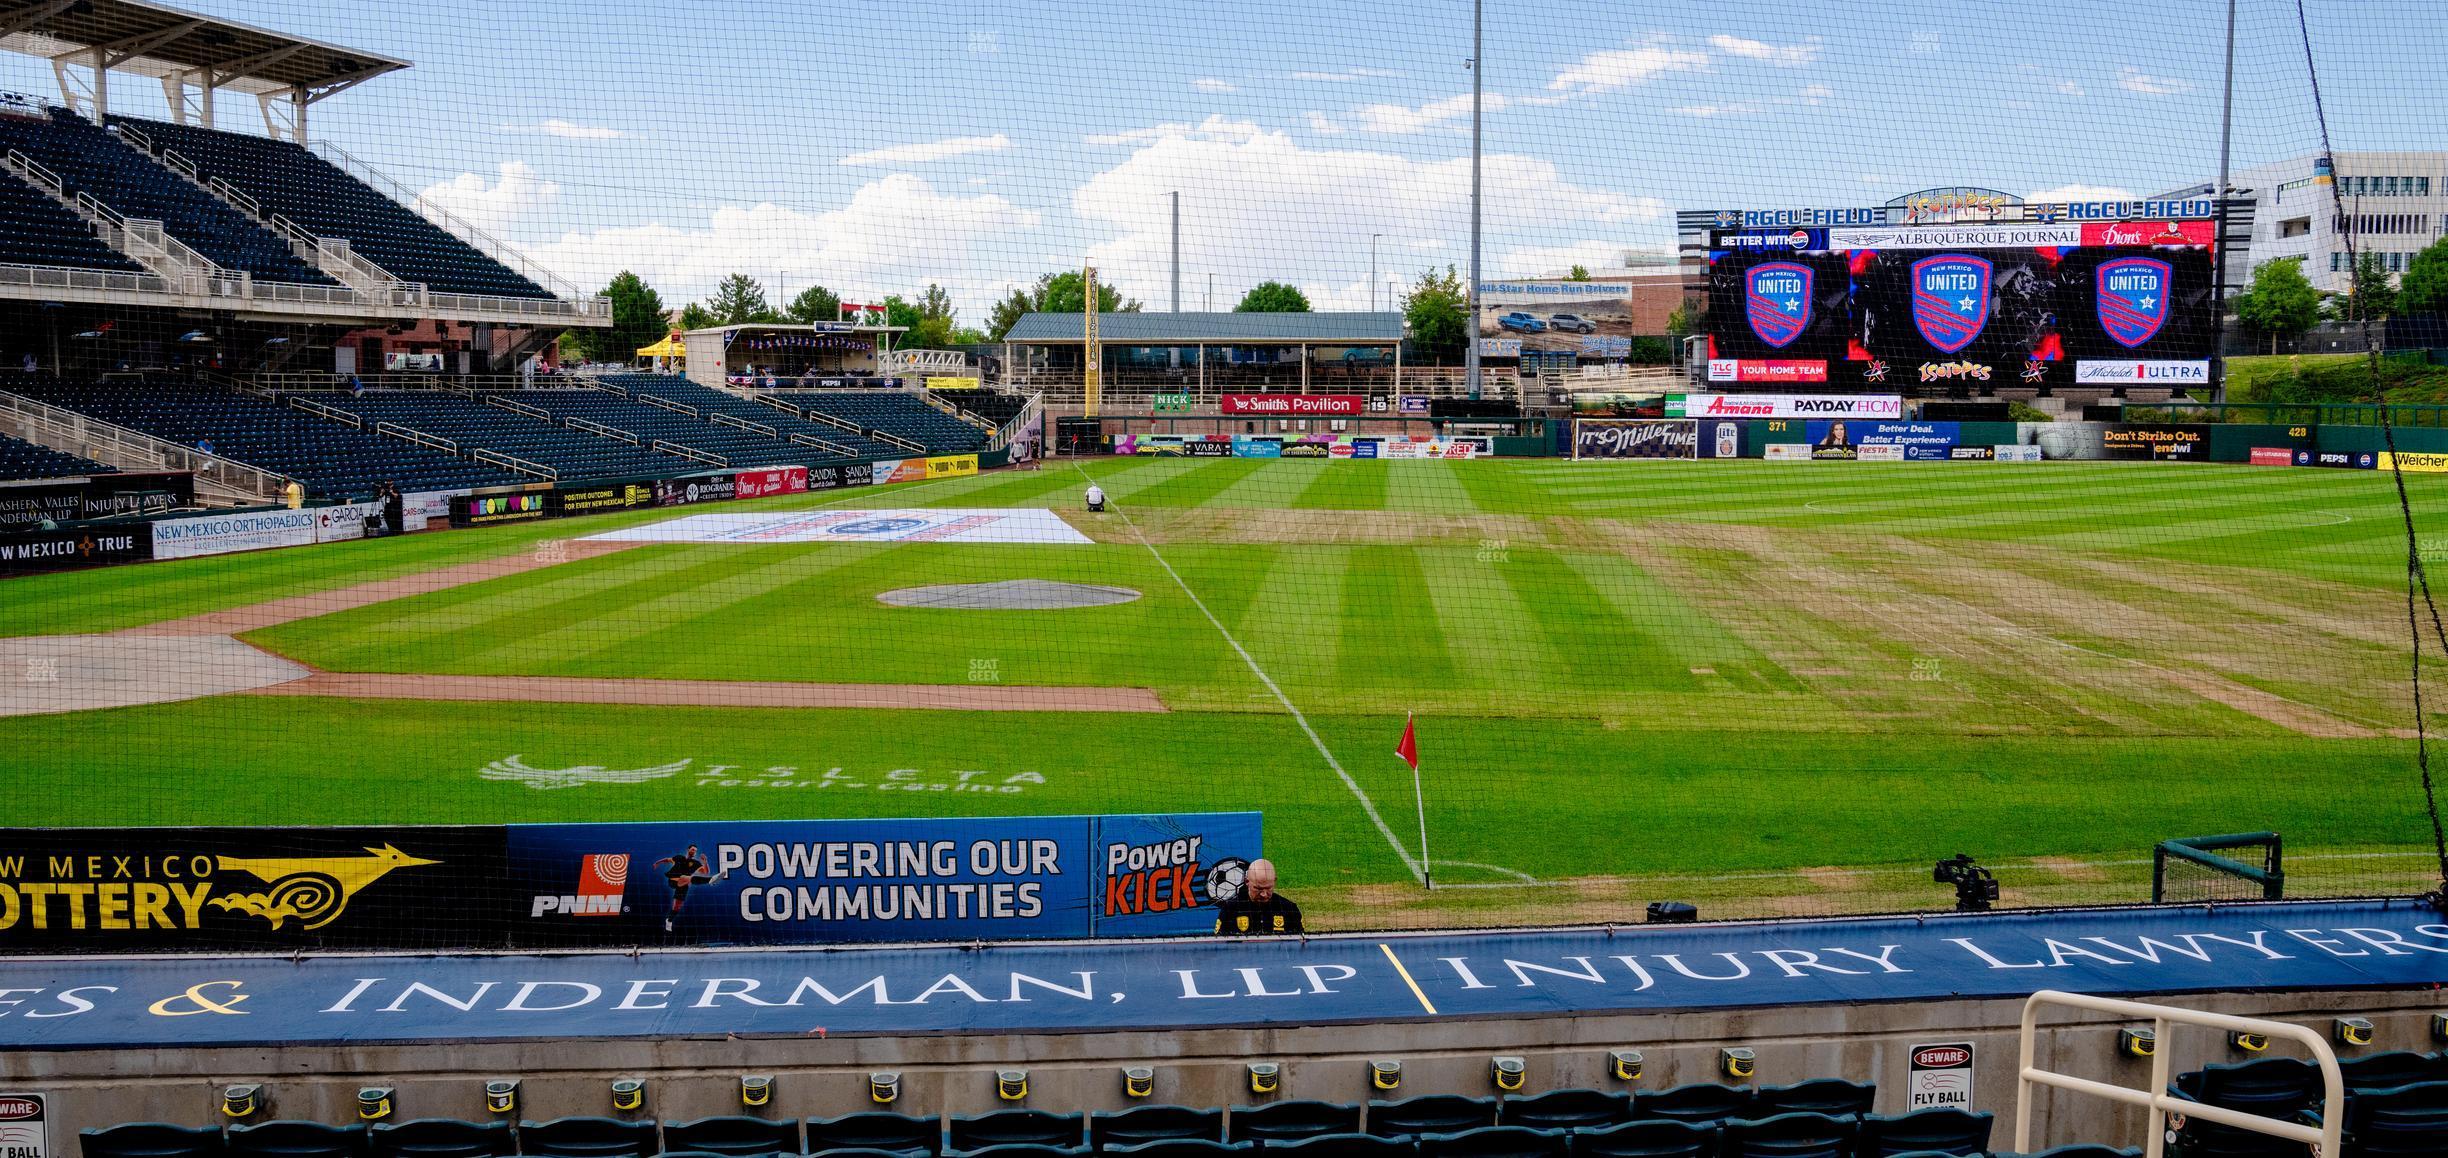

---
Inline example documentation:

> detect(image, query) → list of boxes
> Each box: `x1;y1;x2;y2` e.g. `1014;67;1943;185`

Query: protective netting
0;0;2445;951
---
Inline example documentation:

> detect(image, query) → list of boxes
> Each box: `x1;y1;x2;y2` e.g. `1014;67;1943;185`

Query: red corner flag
1396;712;1419;770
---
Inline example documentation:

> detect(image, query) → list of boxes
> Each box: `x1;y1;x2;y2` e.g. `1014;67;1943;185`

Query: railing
997;392;1044;454
922;389;998;434
111;122;151;154
0;259;171;297
587;379;628;397
0;387;292;503
869;428;926;454
308;138;594;303
485;394;551;420
710;411;775;438
2014;990;2341;1158
637;393;696;417
789;432;861;458
473;447;554;480
565;415;639;444
653;440;725;466
751;393;806;418
284;395;362;428
374;421;457;454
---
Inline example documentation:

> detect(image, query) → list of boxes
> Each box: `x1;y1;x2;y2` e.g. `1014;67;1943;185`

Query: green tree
2403;237;2448;316
1567;264;1591;281
782;284;841;325
1234;281;1312;313
984;272;1142;340
885;284;962;348
2331;250;2398;322
705;273;777;326
567;270;668;363
1665;300;1703;341
2233;258;2322;353
1402;265;1470;358
676;302;717;331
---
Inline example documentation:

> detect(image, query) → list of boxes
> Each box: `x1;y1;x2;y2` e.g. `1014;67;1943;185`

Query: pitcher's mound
878;579;1142;610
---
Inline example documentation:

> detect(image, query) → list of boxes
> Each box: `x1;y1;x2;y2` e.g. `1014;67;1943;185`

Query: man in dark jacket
1214;858;1302;935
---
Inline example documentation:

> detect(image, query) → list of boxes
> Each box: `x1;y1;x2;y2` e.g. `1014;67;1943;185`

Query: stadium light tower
1170;191;1182;313
1464;0;1483;398
2210;0;2237;404
1371;234;1382;311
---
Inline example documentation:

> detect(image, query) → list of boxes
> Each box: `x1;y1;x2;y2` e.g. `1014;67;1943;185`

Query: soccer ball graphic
1205;857;1250;903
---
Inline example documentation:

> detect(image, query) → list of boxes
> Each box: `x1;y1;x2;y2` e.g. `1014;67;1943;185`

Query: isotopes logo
533;853;629;917
1103;836;1210;917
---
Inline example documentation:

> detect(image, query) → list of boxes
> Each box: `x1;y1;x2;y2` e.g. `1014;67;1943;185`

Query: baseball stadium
4;1;2448;1156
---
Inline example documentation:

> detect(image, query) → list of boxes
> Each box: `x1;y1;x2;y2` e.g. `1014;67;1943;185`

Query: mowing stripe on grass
1073;462;1426;881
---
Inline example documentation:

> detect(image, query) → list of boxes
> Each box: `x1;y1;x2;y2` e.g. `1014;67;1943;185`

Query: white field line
1072;462;1427;883
1424;849;2442;892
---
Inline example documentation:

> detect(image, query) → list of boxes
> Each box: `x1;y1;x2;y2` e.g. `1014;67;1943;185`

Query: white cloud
1707;34;1824;66
2025;182;2137;203
527;172;1040;308
1288;68;1398;83
2117;65;2191;96
1671;103;1762;118
838;134;1012;166
501;119;624;140
1548;39;1711;95
1067;126;1668;309
1305;110;1344;135
1192;77;1236;93
417;161;559;234
1798;83;1834;105
1351;92;1509;135
1497;241;1635;277
1085;116;1263;147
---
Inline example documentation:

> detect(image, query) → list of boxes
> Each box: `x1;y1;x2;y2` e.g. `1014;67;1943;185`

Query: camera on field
1933;853;2000;912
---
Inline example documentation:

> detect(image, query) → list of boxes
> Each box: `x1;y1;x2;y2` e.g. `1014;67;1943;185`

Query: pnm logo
534;853;628;917
1745;262;1812;349
2096;257;2172;348
1911;254;1992;354
482;755;692;790
207;845;438;930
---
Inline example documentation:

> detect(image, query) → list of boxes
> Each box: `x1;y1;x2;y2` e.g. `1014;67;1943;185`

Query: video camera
1933;853;2001;912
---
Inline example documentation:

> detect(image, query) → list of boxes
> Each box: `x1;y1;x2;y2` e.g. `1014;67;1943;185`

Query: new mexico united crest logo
2096;256;2172;348
1744;262;1813;349
1911;254;1992;355
208;845;438;930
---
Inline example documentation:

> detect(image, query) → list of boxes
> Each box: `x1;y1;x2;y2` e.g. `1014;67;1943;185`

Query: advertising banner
2250;447;2298;467
1576;419;1697;460
1477;338;1523;358
151;507;320;559
5;899;2437;1048
1994;444;2043;462
1232;436;1283;459
313;501;384;543
1220;394;1366;417
1699;419;1744;459
924;377;982;391
2098;424;2209;461
1672;394;1904;420
656;476;739;507
1380;437;1487;460
2378;451;2448;474
0;525;149;571
926;454;981;479
551;483;655;516
506;812;1262;945
0;472;193;531
2297;449;2377;470
400;490;462;532
1399;396;1432;415
733;466;809;499
1183;438;1231;458
1765;443;1813;461
1818;420;1962;461
1706;359;1830;384
2074;360;2212;385
1858;444;1906;462
452;492;549;527
0;482;93;531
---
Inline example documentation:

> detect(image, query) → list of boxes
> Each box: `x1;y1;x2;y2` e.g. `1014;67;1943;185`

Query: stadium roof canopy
1005;311;1406;345
0;0;408;131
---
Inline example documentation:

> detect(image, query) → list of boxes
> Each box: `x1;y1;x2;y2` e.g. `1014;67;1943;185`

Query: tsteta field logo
481;755;692;790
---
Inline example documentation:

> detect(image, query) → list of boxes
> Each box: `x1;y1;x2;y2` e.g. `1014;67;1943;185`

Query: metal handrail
653;439;724;466
484;394;551;420
565;415;638;444
869;428;925;453
788;433;859;457
374;421;456;454
2015;990;2342;1158
709;411;775;437
637;393;696;417
472;447;554;480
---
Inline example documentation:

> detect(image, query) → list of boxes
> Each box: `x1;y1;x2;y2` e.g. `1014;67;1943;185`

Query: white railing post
2015;990;2343;1158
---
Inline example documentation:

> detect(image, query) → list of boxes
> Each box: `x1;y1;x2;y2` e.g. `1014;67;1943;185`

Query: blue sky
2;0;2437;314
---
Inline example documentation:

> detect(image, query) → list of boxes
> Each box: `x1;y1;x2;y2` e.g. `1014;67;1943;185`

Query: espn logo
532;853;628;917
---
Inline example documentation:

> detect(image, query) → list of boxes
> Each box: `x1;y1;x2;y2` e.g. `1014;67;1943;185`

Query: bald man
1214;858;1304;936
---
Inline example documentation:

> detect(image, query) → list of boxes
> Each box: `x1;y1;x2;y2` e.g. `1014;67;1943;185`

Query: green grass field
10;457;2448;924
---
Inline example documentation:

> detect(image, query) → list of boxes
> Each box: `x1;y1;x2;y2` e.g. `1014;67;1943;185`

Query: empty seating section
0;431;115;479
296;391;697;482
2170;1053;2448;1158
116;115;553;300
0;110;333;285
0;165;146;273
772;390;987;454
598;377;909;458
941;389;1028;425
503;390;817;469
15;379;519;496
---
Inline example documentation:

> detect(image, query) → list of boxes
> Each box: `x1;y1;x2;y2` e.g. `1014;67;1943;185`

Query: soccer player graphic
653;844;725;932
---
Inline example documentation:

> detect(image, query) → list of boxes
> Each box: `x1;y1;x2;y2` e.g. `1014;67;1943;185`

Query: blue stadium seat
1263;1135;1415;1158
2341;1052;2448;1094
947;1113;1082;1153
1366;1097;1498;1140
0;431;115;480
1715;1113;1849;1158
516;1118;659;1158
2321;1078;2448;1156
226;1122;366;1158
1852;1109;1992;1157
946;1147;1082;1158
1629;1085;1752;1127
1098;1142;1248;1158
2171;1058;2326;1158
769;389;989;454
81;1123;227;1158
1414;1126;1568;1158
662;1118;802;1158
1497;1090;1630;1132
1562;1120;1711;1158
0;162;148;274
1225;1102;1360;1145
803;1116;939;1158
1086;1108;1221;1149
1751;1080;1873;1120
367;1120;513;1158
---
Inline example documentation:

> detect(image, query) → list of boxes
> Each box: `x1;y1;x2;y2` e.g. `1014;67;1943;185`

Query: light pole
1169;191;1181;313
1464;0;1483;399
2210;0;2236;403
1371;233;1382;311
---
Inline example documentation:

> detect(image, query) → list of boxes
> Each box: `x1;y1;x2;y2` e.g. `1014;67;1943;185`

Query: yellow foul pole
1083;264;1101;419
